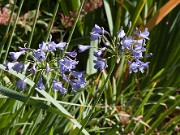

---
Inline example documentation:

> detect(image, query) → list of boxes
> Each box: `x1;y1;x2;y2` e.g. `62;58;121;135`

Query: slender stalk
26;0;42;48
0;0;17;59
44;0;60;42
2;0;25;63
65;0;85;50
76;57;117;134
2;71;43;135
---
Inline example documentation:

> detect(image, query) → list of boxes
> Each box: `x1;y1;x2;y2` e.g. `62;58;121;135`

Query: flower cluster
120;27;151;73
61;0;103;28
79;24;152;73
4;37;86;93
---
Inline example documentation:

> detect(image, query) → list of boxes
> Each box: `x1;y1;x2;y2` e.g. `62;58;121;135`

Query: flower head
59;57;78;73
16;78;28;90
29;63;37;74
55;42;67;50
65;51;77;58
93;57;108;71
52;80;67;94
93;47;106;57
36;77;45;90
33;49;46;62
117;27;125;38
78;45;91;52
9;51;26;61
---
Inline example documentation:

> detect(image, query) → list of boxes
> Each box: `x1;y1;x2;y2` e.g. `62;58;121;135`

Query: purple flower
128;61;139;73
36;77;45;90
70;77;86;91
71;71;85;78
39;42;56;52
65;51;77;58
92;24;108;34
121;36;134;50
93;47;106;57
128;60;149;73
52;80;66;94
4;61;18;70
90;32;102;40
117;27;125;38
59;57;78;73
12;62;24;72
16;78;28;90
46;63;51;73
55;42;67;50
93;57;108;71
138;60;150;73
78;45;91;52
140;28;149;40
29;63;37;74
33;49;46;62
9;50;26;61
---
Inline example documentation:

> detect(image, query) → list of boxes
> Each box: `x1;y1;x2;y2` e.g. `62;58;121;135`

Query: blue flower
128;61;139;73
46;63;51;73
140;28;149;40
117;27;125;38
128;60;149;73
93;47;106;57
52;80;66;94
33;49;46;62
29;63;37;74
90;32;102;40
55;42;67;50
9;50;26;61
92;24;108;34
16;78;28;90
71;71;85;78
121;36;134;50
78;45;91;52
39;42;56;52
93;57;108;71
65;51;77;58
36;77;45;90
59;57;78;73
70;77;86;91
4;61;19;70
12;62;24;72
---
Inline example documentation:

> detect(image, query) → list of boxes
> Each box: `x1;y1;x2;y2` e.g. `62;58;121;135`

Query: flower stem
76;57;117;134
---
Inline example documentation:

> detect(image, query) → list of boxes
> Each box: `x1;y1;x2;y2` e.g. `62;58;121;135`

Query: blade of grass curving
128;0;146;35
44;0;60;42
135;87;174;134
114;1;122;36
76;57;117;135
146;0;180;31
0;64;89;135
26;0;42;49
103;0;114;36
2;0;24;63
86;40;98;75
0;0;17;59
144;96;180;135
65;0;85;50
125;82;157;132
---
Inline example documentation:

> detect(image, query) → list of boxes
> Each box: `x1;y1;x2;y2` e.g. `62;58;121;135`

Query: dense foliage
0;0;179;134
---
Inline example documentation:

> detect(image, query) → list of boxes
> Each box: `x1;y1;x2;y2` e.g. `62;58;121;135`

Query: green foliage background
0;0;179;134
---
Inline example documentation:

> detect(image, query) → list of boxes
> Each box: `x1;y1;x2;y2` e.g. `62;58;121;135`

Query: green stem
2;71;43;135
76;57;117;134
127;0;146;36
65;0;85;50
44;0;60;42
2;0;25;63
0;0;17;59
23;0;42;63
